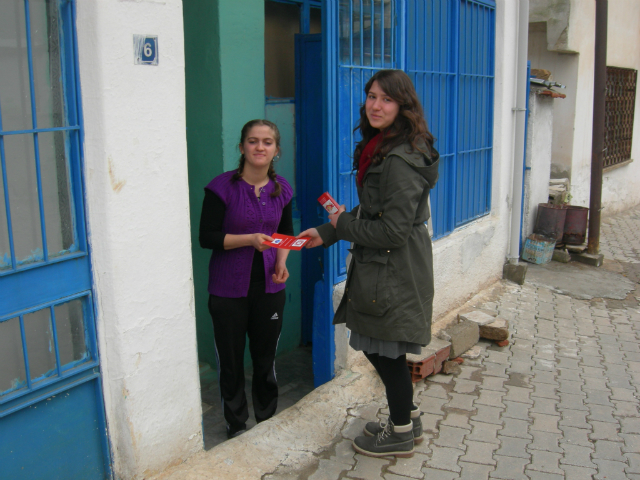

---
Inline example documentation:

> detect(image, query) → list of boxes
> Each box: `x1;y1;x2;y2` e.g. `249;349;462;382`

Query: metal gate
0;1;110;478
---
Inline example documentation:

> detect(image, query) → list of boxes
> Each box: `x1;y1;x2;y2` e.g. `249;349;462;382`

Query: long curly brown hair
233;119;282;197
353;69;435;172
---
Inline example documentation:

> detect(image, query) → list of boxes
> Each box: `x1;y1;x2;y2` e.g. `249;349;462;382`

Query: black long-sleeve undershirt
199;189;294;251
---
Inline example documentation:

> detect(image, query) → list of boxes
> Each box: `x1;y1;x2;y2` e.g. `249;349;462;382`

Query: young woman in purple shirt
199;119;293;439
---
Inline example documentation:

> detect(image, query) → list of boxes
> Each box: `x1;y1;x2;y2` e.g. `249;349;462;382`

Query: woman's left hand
272;262;289;284
328;205;346;228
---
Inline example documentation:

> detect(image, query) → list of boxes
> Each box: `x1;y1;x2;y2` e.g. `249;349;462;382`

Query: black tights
364;352;414;426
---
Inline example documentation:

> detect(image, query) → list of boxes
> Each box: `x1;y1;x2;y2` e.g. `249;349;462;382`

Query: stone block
444;319;479;359
571;252;604;267
459;310;495;326
479;317;510;342
552;249;572;263
503;262;528;285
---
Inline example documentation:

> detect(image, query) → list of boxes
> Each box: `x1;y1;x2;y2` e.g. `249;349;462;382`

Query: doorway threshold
200;345;314;450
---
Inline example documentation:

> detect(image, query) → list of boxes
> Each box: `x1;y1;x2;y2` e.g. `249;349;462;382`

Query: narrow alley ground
154;205;640;480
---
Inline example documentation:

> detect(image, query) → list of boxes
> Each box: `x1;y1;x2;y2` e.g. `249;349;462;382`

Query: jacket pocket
348;248;391;316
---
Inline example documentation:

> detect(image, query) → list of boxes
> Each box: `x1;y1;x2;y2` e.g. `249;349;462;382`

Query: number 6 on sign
133;35;158;65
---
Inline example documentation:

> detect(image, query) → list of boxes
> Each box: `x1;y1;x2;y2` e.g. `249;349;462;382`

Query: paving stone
559;443;596;469
489;455;529;480
612;399;640;417
459;461;494;480
592;458;630;480
558;392;588;411
418;396;448;415
526;450;563;474
592;439;626;462
332;438;358;465
583;376;609;391
386;453;429;478
587;404;618;423
348;455;391;480
465;420;501;445
471;405;503;425
501;400;531;421
557;368;582;382
453;379;480;394
530;413;561;433
446;393;477;412
584;388;613;407
308;459;353;480
530;397;558;416
459;440;498;465
433;425;468;450
610;387;638;402
427;445;464;473
480;376;507;392
524;472;564;480
428;373;455;384
620;432;640;453
625;452;640;475
527;430;563;453
608;374;634;390
559;425;593;447
474;389;506;408
422;383;449;399
589;420;622;441
582;365;607;379
494;436;530;459
457;365;482;381
560;465;598;480
419;467;459;480
483;363;508;378
499;417;532;439
530;370;558;385
440;412;472;431
420;413;443;434
503;385;533;404
342;417;369;440
530;382;558;400
384;474;425;480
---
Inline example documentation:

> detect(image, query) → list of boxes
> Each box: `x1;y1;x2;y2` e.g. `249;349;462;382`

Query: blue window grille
0;0;99;415
329;0;496;283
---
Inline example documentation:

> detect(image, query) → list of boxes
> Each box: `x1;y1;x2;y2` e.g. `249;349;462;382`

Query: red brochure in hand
265;233;311;250
318;192;340;215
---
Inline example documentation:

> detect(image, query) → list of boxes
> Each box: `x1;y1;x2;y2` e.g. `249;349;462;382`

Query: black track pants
208;282;285;428
364;351;413;426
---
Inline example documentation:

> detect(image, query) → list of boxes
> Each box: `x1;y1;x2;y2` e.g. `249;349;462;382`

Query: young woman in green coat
300;69;440;458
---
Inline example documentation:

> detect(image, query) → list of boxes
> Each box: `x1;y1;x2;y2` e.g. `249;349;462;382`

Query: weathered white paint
334;0;522;367
601;0;640;215
523;90;555;237
528;0;640;215
76;2;202;478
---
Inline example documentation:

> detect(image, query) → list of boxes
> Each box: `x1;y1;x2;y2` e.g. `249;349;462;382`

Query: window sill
604;158;633;173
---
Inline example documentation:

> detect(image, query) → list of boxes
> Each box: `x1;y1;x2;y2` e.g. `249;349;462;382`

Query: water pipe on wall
507;0;530;264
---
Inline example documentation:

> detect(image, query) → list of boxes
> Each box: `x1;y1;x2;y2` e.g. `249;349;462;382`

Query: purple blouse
205;171;293;298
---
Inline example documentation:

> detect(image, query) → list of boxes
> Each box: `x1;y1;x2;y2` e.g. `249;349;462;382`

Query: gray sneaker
363;407;423;444
353;420;414;458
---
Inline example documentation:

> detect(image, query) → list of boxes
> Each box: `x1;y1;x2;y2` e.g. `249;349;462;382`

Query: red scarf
357;132;383;187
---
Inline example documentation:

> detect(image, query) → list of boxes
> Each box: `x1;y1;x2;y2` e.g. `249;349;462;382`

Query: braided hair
233;119;282;197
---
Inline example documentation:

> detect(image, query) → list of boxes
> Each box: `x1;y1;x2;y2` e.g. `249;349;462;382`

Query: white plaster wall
523;90;555;237
528;25;578;178
332;0;521;368
75;2;203;478
528;0;640;215
601;0;640;214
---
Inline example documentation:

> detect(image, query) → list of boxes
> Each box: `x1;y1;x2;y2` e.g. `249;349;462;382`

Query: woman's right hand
251;233;273;252
297;228;323;249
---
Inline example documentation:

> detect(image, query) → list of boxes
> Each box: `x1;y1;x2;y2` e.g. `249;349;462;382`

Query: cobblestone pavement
295;206;640;480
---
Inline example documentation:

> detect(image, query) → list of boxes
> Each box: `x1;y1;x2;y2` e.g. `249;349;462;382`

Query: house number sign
134;35;158;65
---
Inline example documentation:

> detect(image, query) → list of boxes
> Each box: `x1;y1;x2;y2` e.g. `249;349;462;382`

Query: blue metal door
0;1;110;478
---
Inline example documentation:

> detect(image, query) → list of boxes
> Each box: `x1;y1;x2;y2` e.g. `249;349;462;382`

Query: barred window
604;66;637;168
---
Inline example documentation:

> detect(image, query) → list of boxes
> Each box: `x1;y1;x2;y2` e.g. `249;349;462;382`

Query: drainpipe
507;0;530;264
587;0;608;254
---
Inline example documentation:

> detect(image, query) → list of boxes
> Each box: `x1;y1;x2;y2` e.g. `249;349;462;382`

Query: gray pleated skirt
349;331;423;359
